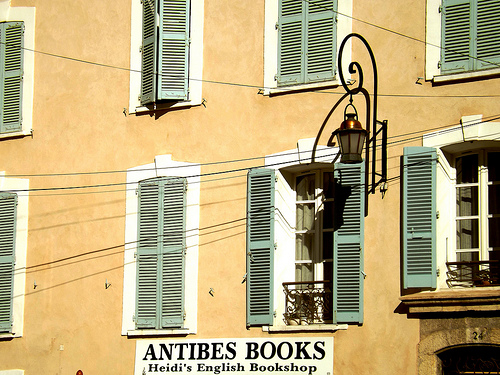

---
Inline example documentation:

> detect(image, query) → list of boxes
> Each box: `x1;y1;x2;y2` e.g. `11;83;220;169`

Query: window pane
295;263;313;282
296;203;315;230
489;218;500;248
322;231;333;259
323;172;335;199
456;252;479;283
296;174;315;200
456;186;478;216
456;154;478;184
323;201;334;229
457;251;479;262
457;219;479;249
489;185;500;215
323;261;333;283
296;233;314;260
488;152;500;182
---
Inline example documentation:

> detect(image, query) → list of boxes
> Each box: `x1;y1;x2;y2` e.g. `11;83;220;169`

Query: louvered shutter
160;178;185;328
476;0;500;70
306;0;336;83
278;0;336;86
246;169;275;326
136;180;161;328
441;0;472;73
140;0;158;105
0;193;17;333
402;147;437;289
278;0;304;85
333;162;364;324
136;178;186;329
158;0;190;100
0;22;23;134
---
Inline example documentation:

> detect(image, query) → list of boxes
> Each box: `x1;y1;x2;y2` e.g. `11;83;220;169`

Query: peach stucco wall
0;0;498;374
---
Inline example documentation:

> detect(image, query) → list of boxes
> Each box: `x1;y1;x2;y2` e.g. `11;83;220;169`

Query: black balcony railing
283;281;333;325
446;260;500;287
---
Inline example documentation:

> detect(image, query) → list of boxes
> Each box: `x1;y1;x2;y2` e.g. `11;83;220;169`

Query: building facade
0;0;499;374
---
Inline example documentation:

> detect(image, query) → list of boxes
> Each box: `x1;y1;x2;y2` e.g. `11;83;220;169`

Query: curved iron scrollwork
283;281;333;325
337;33;378;99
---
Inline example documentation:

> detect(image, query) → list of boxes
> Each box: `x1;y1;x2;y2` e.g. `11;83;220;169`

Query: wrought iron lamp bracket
313;33;388;216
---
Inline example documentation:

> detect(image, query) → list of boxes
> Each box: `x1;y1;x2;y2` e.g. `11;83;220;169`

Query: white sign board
135;337;333;375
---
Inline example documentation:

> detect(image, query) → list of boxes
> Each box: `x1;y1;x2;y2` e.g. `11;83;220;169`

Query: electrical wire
2;113;499;197
7;4;499;288
4;2;497;100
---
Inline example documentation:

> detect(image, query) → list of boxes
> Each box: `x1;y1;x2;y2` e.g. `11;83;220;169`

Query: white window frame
263;139;347;331
121;155;199;336
425;0;500;83
128;0;204;113
0;5;35;139
263;0;353;95
423;114;500;288
0;173;29;339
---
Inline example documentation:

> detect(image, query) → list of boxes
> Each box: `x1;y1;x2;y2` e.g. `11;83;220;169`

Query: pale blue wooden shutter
158;0;190;100
0;22;23;133
306;0;336;83
333;162;364;324
278;0;336;86
136;180;161;328
140;0;158;104
161;178;186;328
278;0;304;85
136;177;186;329
476;0;500;70
246;169;275;326
441;0;472;73
402;147;437;289
0;193;17;333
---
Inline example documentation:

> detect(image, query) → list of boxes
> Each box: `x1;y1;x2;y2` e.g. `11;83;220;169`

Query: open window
246;144;365;329
403;115;500;289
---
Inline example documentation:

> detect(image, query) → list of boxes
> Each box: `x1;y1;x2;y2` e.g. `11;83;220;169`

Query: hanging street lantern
332;103;368;164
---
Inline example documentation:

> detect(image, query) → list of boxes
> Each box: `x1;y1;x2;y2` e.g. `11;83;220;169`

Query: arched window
439;345;500;374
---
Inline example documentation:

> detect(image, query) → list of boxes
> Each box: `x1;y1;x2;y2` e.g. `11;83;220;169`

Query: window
286;170;335;325
246;152;364;328
0;175;29;338
294;171;334;287
277;0;337;86
453;151;500;281
0;22;23;134
263;0;352;94
129;0;204;112
0;193;18;333
141;0;189;103
0;5;35;138
439;345;500;374
122;155;199;335
136;177;186;329
441;0;500;74
403;116;500;289
425;0;500;81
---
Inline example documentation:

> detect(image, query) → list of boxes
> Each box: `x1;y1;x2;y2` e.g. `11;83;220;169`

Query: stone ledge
400;287;500;314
